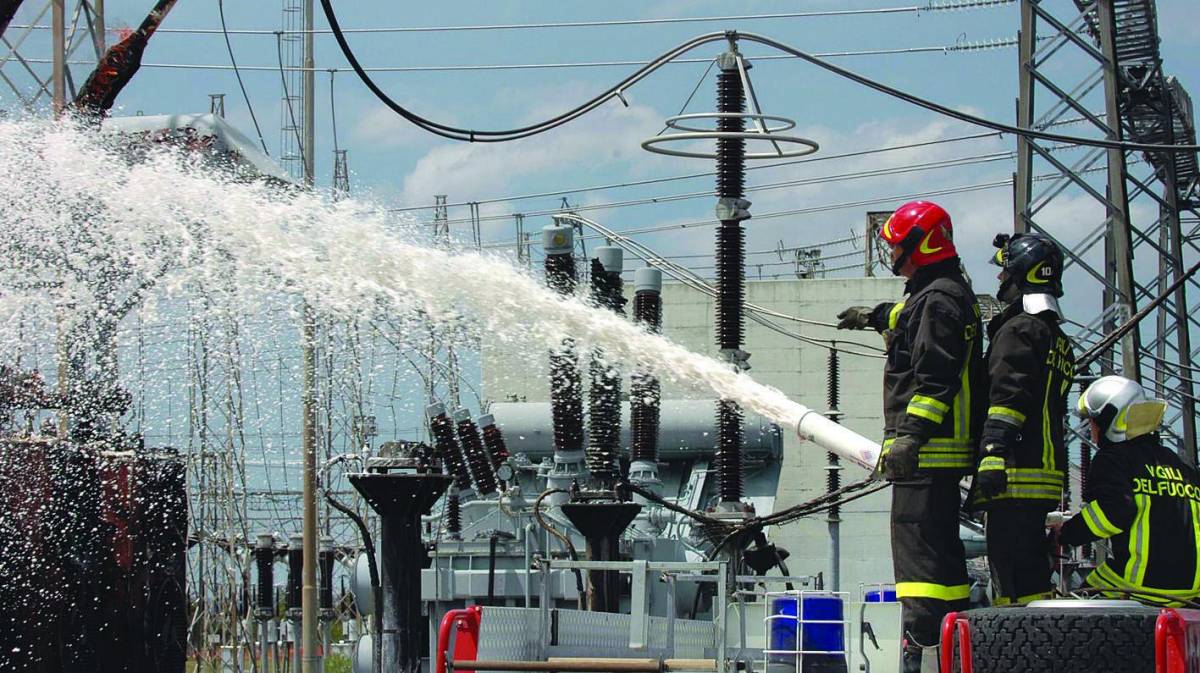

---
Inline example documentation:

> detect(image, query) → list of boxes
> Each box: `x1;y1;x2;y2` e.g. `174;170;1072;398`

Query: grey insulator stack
630;268;663;477
587;246;626;487
543;225;586;459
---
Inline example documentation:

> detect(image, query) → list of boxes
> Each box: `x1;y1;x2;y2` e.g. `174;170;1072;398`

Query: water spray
629;267;663;495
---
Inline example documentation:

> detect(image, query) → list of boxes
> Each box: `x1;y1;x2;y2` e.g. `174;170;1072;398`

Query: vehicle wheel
956;600;1158;673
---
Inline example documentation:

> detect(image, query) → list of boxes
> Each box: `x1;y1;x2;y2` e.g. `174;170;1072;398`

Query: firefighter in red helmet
838;201;983;673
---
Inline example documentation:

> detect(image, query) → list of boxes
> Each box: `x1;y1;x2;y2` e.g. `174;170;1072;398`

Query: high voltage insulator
543;224;586;456
453;408;498;496
254;533;275;617
826;348;843;519
630;268;663;466
587;248;626;487
477;414;510;469
714;53;749;505
428;403;472;490
319;537;335;611
446;486;462;536
285;535;303;611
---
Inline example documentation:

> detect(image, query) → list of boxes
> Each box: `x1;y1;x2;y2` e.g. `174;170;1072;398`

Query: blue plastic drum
864;589;898;603
769;596;847;673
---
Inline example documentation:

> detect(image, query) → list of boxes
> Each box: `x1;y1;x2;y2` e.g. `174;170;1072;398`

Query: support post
1096;0;1141;381
52;0;65;115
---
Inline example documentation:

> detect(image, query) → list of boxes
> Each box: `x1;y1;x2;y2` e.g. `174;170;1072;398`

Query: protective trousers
891;476;969;648
985;507;1053;605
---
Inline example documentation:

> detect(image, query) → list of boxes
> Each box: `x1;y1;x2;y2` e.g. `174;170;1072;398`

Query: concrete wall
481;276;906;592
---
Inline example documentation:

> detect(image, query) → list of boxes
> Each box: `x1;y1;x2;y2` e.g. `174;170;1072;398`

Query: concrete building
482;275;907;593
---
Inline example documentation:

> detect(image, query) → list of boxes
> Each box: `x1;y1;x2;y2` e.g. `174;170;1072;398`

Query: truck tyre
954;601;1158;673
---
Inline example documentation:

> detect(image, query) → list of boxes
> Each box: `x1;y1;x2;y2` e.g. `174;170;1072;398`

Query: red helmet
880;201;957;274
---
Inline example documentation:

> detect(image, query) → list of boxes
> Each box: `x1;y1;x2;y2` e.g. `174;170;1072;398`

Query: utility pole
52;0;65;114
301;0;319;672
94;0;105;53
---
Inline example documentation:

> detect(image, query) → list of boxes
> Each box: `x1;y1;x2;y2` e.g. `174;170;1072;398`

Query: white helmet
1076;375;1166;443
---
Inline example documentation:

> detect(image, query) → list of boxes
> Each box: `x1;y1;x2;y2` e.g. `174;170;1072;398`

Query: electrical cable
329;70;340;153
532;488;586;606
656;59;716;137
430;150;1016;230
28;4;988;36
734;32;1200;154
316;13;1200;153
324;490;381;673
557;212;887;355
1075;257;1200;372
392;131;1001;214
217;0;270;156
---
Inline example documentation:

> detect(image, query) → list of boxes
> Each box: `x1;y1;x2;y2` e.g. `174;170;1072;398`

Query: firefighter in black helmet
970;232;1074;606
1055;376;1200;606
837;201;983;673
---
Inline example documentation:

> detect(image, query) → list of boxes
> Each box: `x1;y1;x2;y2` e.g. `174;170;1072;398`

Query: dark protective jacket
1061;435;1200;606
868;258;984;474
972;302;1074;509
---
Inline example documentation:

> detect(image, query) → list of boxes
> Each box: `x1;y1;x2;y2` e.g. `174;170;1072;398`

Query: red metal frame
436;605;483;673
1155;608;1200;673
939;612;973;673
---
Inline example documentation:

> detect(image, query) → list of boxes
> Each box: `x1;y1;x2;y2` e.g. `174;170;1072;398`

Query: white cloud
397;89;673;206
349;105;435;150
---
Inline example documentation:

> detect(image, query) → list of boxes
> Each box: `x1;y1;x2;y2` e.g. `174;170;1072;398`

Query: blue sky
5;1;1198;289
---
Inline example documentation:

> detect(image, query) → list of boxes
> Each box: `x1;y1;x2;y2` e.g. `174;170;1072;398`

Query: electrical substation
0;1;1198;673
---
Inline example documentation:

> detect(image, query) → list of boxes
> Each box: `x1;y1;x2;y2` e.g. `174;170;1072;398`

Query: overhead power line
26;40;1018;74
314;15;1200;152
10;2;1012;35
390;131;1004;213
417;150;1018;229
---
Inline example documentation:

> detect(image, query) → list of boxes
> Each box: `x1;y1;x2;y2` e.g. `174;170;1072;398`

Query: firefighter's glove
975;452;1008;499
836;306;873;330
881;435;922;481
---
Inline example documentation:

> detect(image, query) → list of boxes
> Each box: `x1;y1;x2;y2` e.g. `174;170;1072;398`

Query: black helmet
991;232;1064;302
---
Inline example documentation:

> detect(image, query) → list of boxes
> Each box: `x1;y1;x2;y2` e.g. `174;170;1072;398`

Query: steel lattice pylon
1015;0;1200;464
1;0;104;111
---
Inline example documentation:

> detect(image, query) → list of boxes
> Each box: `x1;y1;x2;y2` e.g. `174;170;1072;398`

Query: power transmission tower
0;0;106;111
278;0;305;181
332;149;350;200
209;93;225;117
1014;0;1199;463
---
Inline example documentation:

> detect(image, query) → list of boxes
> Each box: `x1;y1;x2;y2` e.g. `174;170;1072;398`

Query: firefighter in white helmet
1054;376;1200;606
